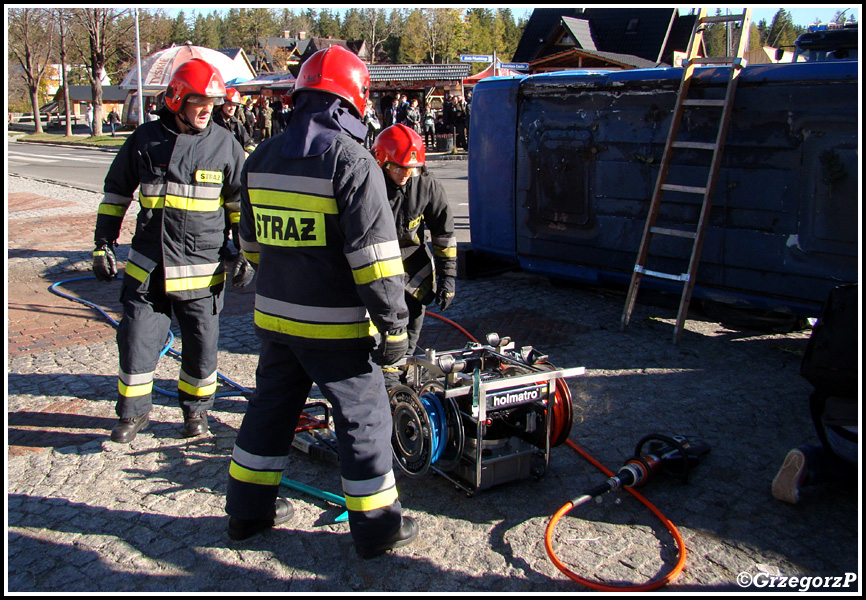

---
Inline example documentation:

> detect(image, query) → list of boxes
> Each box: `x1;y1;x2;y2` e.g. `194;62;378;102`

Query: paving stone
6;170;859;593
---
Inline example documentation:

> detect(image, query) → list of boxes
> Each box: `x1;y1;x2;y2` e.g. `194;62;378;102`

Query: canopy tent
120;44;256;93
463;63;523;85
233;72;297;94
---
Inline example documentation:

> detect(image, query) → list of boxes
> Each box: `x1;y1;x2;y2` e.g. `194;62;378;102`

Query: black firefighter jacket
95;111;245;301
239;130;408;351
385;171;457;305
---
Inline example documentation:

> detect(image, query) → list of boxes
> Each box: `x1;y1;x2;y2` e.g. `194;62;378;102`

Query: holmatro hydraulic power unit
388;333;584;495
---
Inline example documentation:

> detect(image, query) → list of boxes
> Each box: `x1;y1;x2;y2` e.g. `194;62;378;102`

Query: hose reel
389;333;584;494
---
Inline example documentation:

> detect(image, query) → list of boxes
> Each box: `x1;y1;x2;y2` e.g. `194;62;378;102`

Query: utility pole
134;8;144;126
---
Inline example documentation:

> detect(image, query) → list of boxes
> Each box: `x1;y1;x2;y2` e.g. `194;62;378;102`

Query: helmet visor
385;163;422;178
187;94;224;106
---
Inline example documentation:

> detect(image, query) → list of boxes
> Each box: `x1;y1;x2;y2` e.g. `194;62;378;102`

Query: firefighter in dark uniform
371;123;457;384
224;45;419;558
92;58;248;443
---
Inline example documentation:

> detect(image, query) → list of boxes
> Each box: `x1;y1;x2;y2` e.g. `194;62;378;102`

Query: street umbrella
120;43;255;93
234;72;297;94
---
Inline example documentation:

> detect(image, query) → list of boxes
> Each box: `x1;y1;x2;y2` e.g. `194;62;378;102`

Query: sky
157;6;859;28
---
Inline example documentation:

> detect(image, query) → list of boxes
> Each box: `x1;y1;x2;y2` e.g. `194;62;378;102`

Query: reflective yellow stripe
434;245;457;258
125;262;150;283
139;195;223;212
352;258;405;286
386;331;408;343
408;215;422;230
242;250;259;265
165;272;226;292
98;203;127;217
139;194;164;209
118;380;153;398
255;310;377;340
164;195;223;212
345;487;399;512
229;461;282;486
177;379;218;397
229;211;240;224
249;188;338;214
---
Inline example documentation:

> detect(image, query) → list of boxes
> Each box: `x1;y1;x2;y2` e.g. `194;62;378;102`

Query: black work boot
110;413;150;443
183;411;209;438
355;516;419;559
228;498;295;541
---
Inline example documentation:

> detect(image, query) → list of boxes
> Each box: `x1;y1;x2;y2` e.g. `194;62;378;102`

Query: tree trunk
30;87;44;134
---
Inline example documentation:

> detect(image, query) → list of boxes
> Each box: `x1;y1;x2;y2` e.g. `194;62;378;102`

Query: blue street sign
460;54;493;62
500;62;530;70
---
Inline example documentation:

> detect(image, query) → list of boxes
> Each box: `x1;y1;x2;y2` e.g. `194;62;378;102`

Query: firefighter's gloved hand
231;253;254;288
92;243;118;282
372;327;409;367
435;276;456;311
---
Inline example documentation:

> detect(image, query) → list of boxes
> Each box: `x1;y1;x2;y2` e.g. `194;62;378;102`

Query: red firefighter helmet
292;46;369;117
224;87;242;105
372;123;426;174
164;58;226;114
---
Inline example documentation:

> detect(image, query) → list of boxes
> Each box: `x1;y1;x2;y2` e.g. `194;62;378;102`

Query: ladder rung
671;141;718;150
700;13;747;24
650;226;697;239
681;99;727;107
686;57;747;68
689;57;735;64
634;265;690;282
661;184;707;195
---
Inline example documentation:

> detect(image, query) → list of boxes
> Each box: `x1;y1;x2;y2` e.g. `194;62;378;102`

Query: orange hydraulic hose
544;438;688;591
424;310;480;343
425;309;688;590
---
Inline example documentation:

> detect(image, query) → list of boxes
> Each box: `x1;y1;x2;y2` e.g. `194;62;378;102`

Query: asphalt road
8;138;472;244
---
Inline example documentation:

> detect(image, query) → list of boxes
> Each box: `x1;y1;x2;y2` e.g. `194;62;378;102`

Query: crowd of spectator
103;88;473;152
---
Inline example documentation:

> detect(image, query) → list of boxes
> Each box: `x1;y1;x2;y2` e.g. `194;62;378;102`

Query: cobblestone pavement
6;171;860;593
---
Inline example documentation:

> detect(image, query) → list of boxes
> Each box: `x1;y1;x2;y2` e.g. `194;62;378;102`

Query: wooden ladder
620;8;753;344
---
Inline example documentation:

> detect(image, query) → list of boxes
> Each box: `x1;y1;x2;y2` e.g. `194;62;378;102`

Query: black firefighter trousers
115;278;222;420
225;338;404;546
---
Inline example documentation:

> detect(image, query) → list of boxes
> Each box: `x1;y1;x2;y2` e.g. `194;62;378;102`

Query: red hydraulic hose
544;439;688;591
424;309;480;343
427;308;688;590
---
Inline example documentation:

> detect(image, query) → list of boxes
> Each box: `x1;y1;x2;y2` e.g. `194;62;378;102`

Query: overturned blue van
468;60;858;316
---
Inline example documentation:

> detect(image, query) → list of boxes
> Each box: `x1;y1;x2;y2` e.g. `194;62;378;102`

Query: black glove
435;276;456;311
372;327;409;367
92;243;118;282
231;253;254;288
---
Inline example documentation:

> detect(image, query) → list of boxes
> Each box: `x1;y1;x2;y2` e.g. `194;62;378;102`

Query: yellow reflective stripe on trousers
434;245;458;258
344;487;399;512
229;461;283;486
118;380;153;398
351;257;405;286
177;379;218;397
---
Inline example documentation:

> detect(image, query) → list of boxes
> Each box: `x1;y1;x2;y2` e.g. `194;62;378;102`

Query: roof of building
580;8;677;63
513;8;698;67
367;64;470;83
512;8;584;63
561;17;597;51
529;47;661;71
